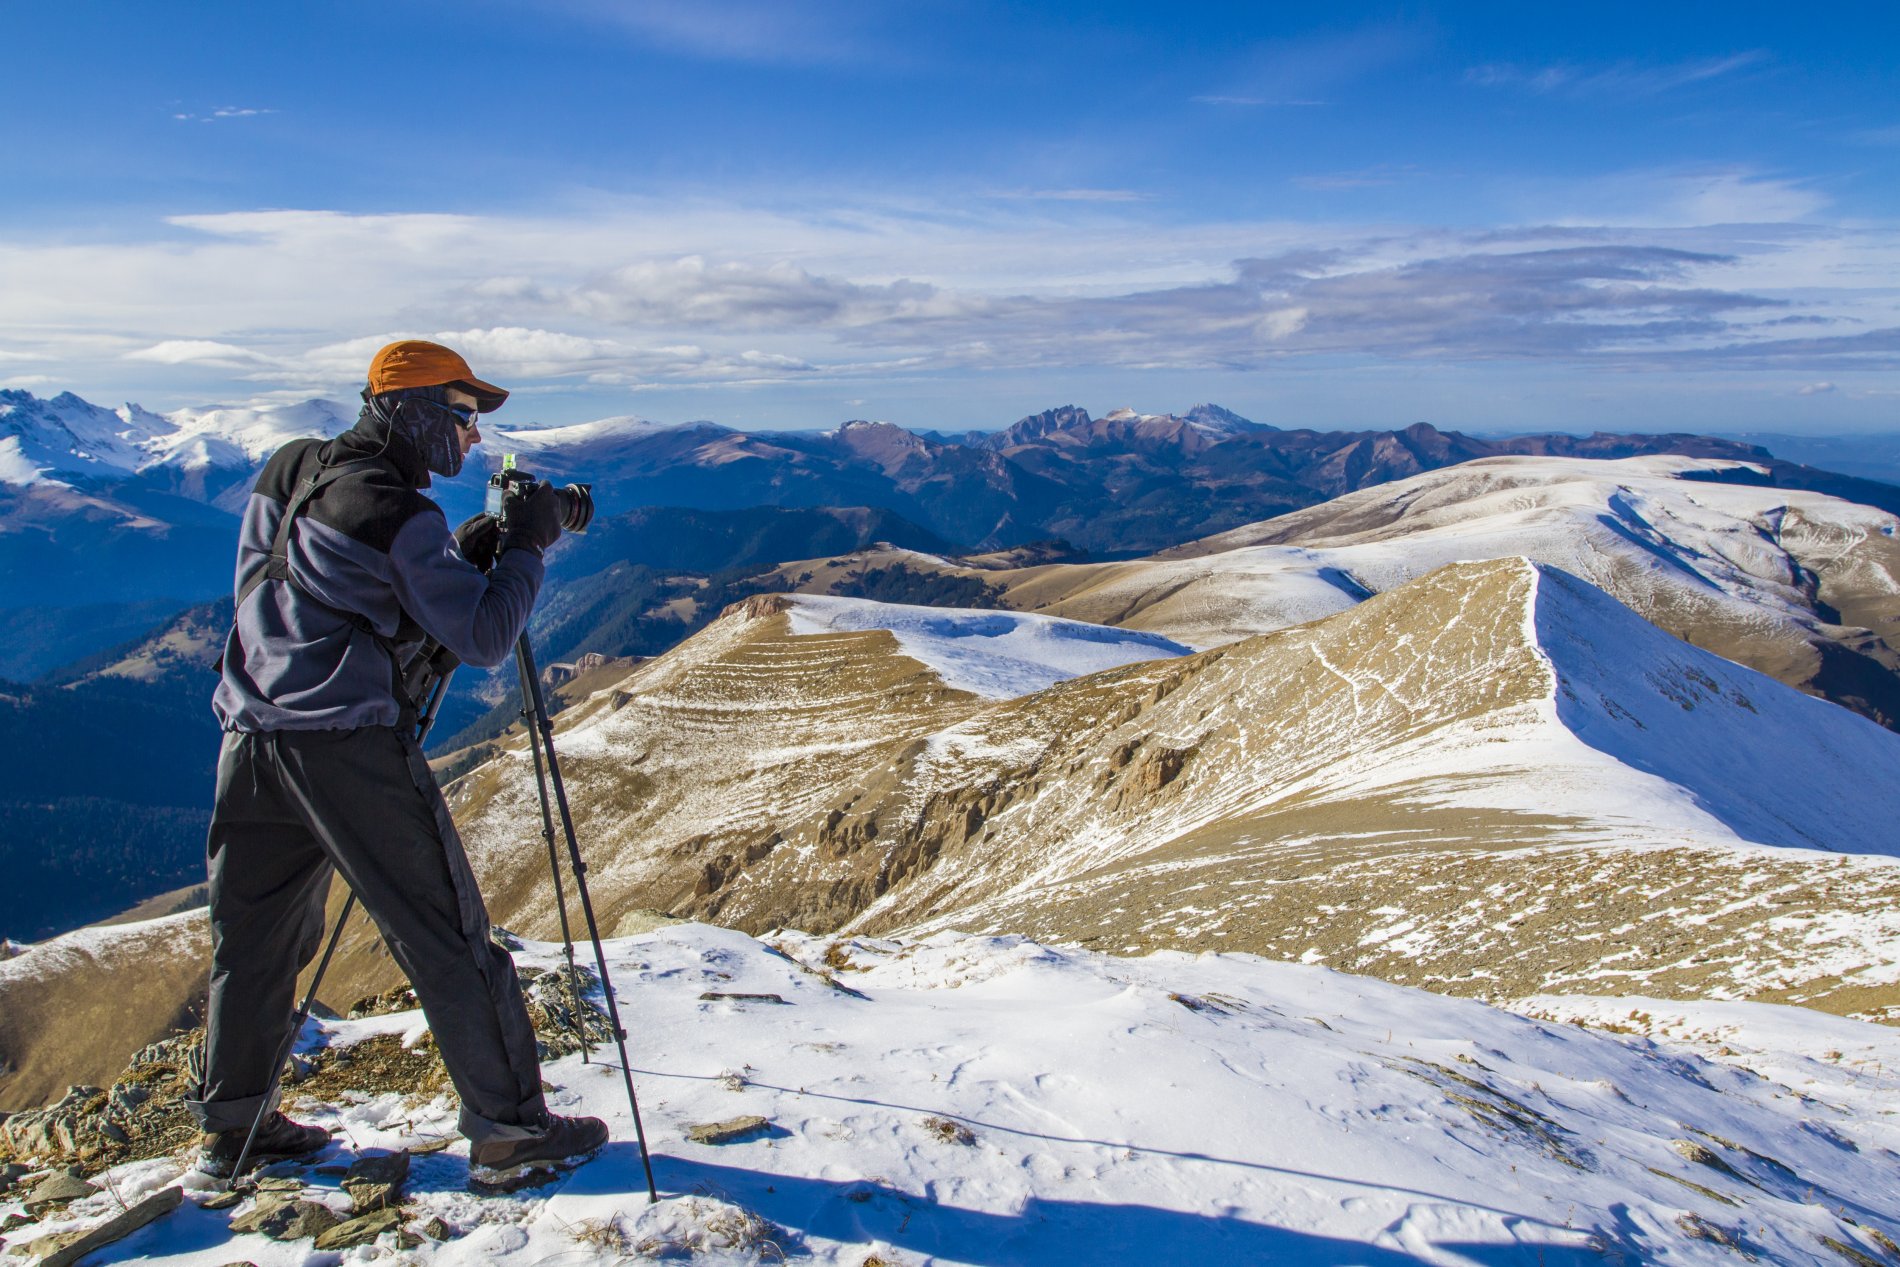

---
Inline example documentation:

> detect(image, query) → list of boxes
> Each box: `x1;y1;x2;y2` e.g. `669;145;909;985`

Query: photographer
187;339;606;1183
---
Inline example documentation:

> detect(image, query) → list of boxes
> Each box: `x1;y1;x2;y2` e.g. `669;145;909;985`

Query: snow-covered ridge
485;413;692;457
1032;454;1900;660
9;923;1900;1266
785;594;1192;698
0;389;352;491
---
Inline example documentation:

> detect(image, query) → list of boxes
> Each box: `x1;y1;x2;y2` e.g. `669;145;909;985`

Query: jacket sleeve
386;508;545;668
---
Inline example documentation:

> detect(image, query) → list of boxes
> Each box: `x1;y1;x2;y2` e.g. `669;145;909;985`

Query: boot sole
466;1147;601;1194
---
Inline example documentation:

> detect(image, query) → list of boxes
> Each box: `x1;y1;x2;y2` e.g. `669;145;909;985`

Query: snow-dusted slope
484;414;683;464
436;559;1900;1026
785;596;1190;697
9;923;1900;1266
0;911;209;1108
978;455;1900;724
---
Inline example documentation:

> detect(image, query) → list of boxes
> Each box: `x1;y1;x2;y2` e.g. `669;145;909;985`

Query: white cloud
1528;168;1828;229
545;0;890;65
1798;381;1837;395
986;189;1149;203
2;186;1897;405
173;106;274;123
126;339;269;366
1466;53;1764;98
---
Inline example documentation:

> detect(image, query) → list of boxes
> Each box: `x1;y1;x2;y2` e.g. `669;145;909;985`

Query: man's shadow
563;1145;1617;1267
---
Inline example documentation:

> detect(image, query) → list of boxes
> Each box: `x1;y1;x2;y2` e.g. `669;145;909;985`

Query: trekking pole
228;664;454;1184
513;650;593;1062
516;631;660;1203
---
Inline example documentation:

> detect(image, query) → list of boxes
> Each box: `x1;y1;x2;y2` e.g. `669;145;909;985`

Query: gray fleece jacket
213;409;542;731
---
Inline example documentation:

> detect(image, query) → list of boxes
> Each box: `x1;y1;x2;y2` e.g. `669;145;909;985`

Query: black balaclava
363;385;467;480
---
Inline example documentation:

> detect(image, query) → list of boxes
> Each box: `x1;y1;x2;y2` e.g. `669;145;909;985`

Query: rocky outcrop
0;955;615;1151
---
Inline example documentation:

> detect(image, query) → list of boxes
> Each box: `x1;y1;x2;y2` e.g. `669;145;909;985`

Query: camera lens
556;483;595;534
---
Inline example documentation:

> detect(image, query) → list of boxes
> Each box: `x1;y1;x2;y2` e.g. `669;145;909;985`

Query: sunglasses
445;403;480;429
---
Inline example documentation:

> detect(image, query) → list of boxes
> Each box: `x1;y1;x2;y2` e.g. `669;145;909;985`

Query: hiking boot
468;1114;608;1189
197;1112;332;1179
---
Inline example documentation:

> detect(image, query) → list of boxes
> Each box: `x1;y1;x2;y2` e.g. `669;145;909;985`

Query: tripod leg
415;669;455;747
517;633;660;1203
514;652;592;1062
230;892;355;1182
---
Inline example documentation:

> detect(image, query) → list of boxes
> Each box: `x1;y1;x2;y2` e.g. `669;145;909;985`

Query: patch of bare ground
927;824;1900;1020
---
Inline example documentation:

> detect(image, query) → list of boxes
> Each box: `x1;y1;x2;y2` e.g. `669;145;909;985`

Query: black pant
185;726;547;1143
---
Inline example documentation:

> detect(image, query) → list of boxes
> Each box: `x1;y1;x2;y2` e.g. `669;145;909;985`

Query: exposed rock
0;970;612;1187
341;1150;409;1214
420;1214;455;1240
610;908;686;937
2;1088;105;1158
520;964;616;1060
229;1195;342;1241
685;1115;773;1145
313;1206;402;1249
1671;1137;1745;1178
23;1166;97;1213
0;1034;200;1173
345;984;418;1018
19;1185;182;1267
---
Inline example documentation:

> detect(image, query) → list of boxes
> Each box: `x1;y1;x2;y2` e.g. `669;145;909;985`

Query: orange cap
366;340;509;413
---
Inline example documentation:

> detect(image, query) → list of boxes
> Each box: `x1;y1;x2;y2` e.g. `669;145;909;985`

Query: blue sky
3;1;1898;434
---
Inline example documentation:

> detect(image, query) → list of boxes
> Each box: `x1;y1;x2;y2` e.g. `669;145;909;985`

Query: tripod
230;637;659;1203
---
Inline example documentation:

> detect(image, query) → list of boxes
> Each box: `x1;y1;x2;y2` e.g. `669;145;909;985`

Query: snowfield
786;596;1193;698
1034;454;1900;655
9;923;1900;1266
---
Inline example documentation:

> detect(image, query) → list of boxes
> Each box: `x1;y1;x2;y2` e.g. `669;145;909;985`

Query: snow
488;415;675;447
1275;558;1900;860
1082;454;1900;651
1530;562;1900;853
13;923;1900;1266
785;595;1192;698
0;390;351;493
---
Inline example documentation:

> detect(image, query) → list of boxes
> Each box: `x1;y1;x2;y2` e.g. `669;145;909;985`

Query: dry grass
920;1116;975;1146
564;1214;633;1254
631;1195;787;1261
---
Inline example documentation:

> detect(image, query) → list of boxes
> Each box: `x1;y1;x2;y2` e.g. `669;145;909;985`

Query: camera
486;457;595;534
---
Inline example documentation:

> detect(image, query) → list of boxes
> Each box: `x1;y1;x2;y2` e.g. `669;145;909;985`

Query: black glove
500;481;564;557
454;513;501;573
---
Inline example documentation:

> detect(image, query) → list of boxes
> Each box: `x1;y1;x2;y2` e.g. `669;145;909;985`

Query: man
187;339;607;1184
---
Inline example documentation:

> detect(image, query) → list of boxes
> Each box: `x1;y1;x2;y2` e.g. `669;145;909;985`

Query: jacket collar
329;401;432;488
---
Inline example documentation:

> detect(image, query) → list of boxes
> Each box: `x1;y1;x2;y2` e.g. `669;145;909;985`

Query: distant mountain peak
0;388;351;494
1184;403;1271;434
